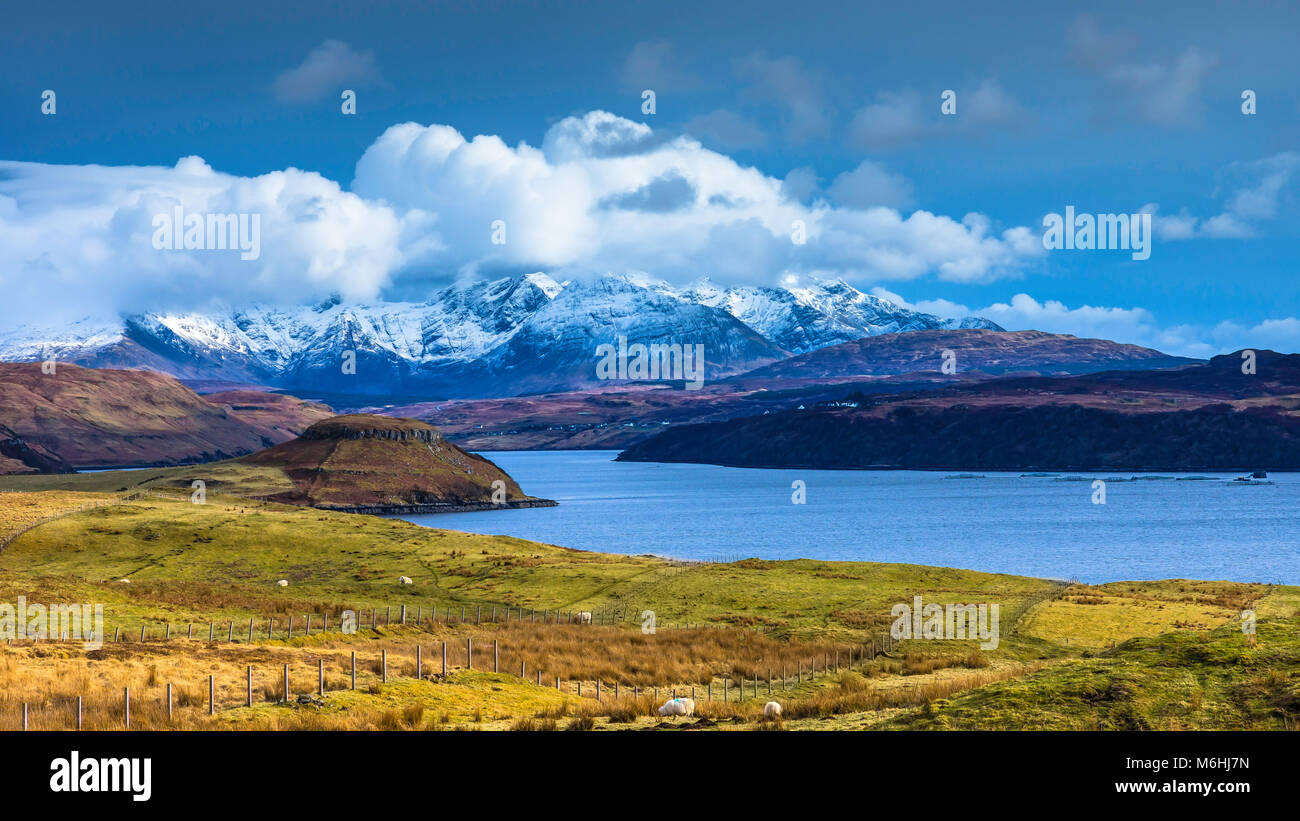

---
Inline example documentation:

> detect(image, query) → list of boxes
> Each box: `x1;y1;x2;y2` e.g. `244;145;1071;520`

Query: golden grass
0;490;115;544
1018;582;1260;648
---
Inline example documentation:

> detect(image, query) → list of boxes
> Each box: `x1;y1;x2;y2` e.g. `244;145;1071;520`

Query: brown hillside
0;424;74;475
236;414;540;509
740;329;1197;380
0;363;331;467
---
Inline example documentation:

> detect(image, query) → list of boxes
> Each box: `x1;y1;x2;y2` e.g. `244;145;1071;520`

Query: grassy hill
0;484;1293;731
234;414;542;509
0;414;550;511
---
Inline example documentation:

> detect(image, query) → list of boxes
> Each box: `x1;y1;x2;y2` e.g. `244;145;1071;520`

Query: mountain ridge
0;274;1002;398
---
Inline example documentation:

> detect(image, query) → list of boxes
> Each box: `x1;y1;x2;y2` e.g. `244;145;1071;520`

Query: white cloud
272;40;380;103
965;80;1029;129
683;109;768;150
849;91;929;150
849;81;1028;150
733;53;830;143
828;160;913;210
351;110;1040;284
619;41;701;93
0;110;1044;324
0;156;404;324
873;287;1300;357
1067;16;1216;126
1142;152;1299;240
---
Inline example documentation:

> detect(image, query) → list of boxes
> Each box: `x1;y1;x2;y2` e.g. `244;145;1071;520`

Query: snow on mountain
0;273;1002;397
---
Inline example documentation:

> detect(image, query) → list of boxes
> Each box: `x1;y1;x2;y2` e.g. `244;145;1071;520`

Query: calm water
394;450;1299;584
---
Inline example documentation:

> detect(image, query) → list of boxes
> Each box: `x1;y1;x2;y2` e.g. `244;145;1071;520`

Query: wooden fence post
247;666;252;707
124;687;130;729
382;649;387;683
400;605;406;625
351;652;356;690
493;640;499;673
208;675;215;715
76;696;82;731
318;659;324;695
283;664;289;702
416;645;422;680
248;618;254;643
442;642;447;676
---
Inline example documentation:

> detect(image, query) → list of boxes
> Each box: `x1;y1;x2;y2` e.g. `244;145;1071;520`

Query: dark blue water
394;451;1298;584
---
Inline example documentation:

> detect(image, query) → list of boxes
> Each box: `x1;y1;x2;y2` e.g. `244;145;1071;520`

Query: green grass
881;611;1300;730
3;487;1296;730
0;492;1060;641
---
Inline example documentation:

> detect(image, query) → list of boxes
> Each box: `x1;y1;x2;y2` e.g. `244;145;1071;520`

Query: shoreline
612;455;1292;473
320;498;558;516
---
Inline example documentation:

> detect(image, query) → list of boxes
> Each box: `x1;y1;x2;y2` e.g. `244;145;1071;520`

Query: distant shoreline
326;499;558;516
612;454;1292;474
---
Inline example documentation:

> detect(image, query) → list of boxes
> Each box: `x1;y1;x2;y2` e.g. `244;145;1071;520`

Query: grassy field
0;484;1294;731
0;490;118;544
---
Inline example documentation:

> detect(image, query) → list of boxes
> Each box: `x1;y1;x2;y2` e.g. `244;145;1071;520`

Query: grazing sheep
658;697;695;717
576;611;592;624
117;578;130;584
398;576;413;585
276;579;289;587
763;701;782;720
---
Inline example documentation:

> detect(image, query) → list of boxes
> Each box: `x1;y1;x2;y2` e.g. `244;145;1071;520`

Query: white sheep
658;697;695;717
276;579;289;587
763;701;782;720
398;576;413;585
117;578;131;584
576;611;592;624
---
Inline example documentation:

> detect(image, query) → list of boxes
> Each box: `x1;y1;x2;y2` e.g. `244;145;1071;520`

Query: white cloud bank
0;110;1042;325
0;110;1291;356
873;288;1300;358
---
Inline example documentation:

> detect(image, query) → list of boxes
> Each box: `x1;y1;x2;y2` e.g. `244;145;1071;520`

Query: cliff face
297;416;441;443
0;425;74;475
237;414;540;509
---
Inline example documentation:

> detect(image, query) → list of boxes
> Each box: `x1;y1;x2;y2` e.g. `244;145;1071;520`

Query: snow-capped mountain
0;273;1001;397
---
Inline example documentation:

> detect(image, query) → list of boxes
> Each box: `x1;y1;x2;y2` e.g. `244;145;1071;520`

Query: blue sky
3;0;1300;356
